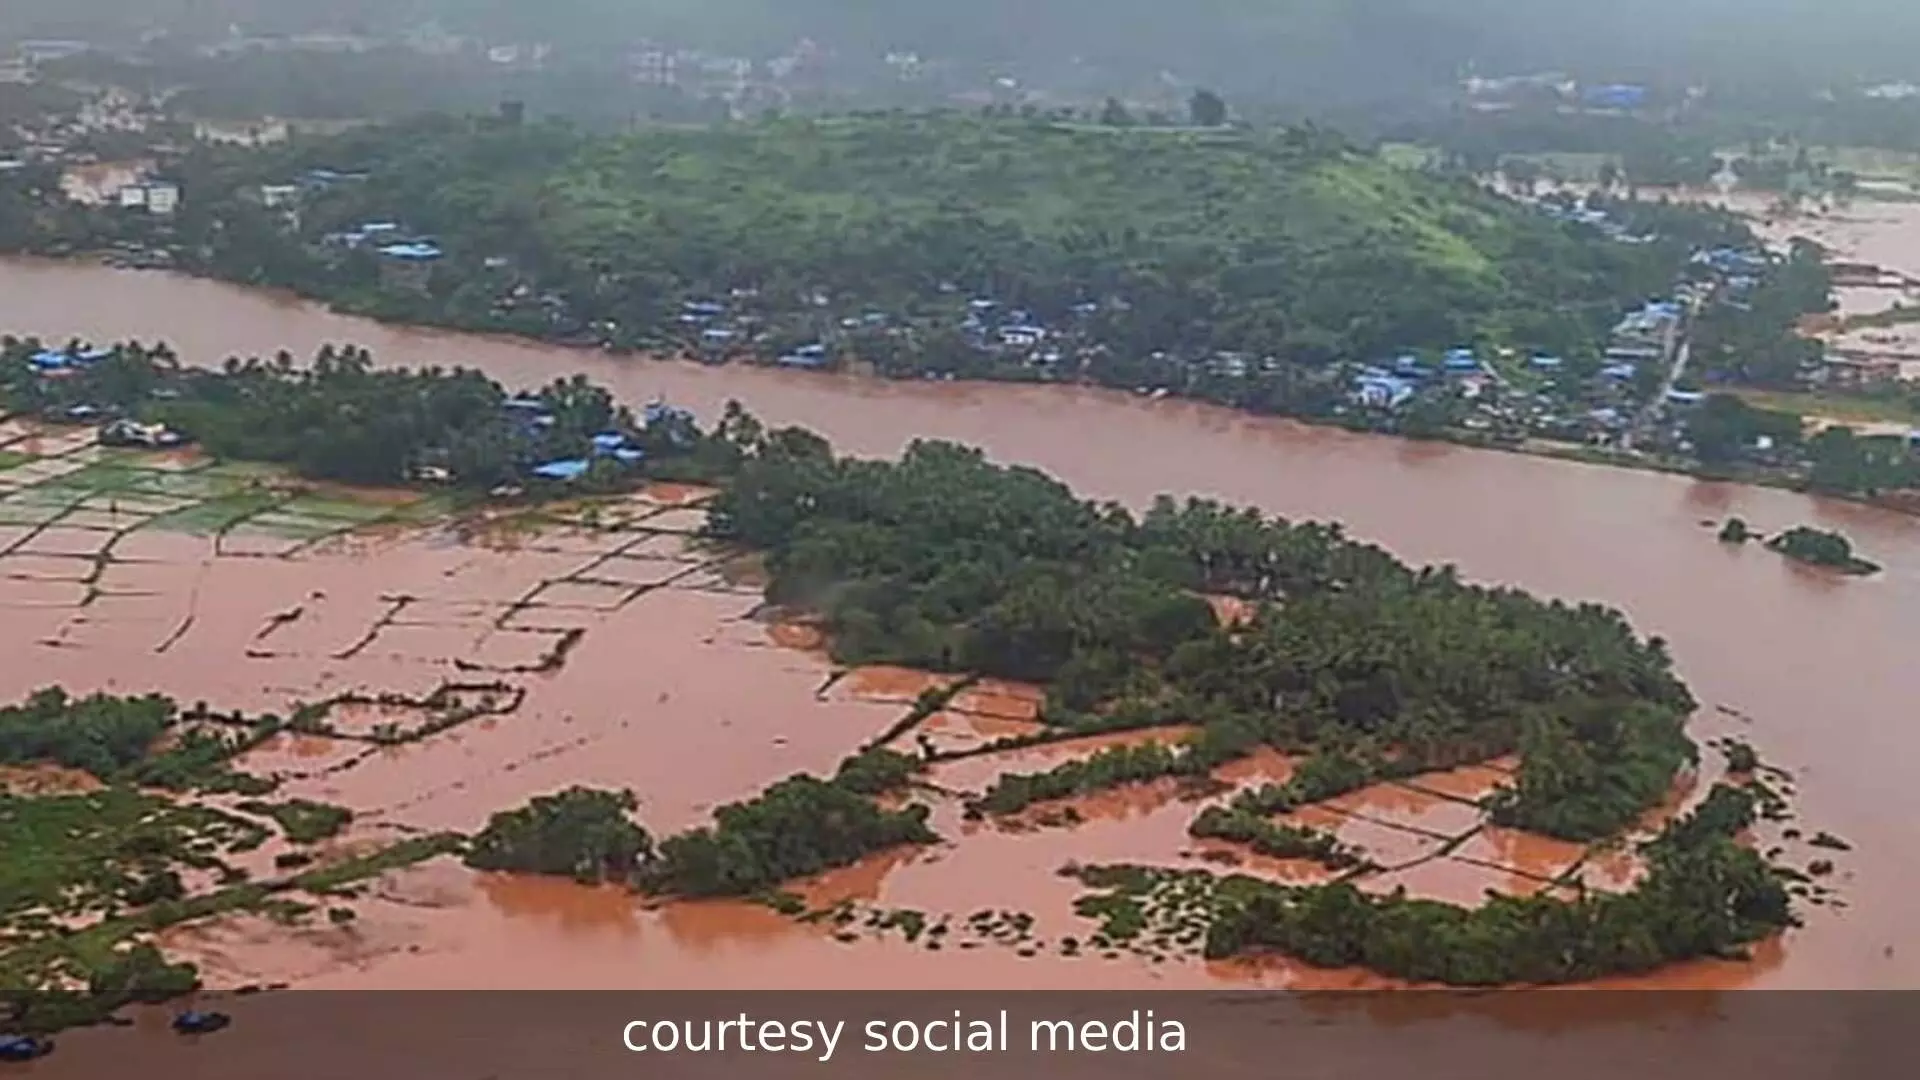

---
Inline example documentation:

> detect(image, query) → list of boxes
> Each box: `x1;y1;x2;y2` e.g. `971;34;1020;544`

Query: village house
376;241;443;291
99;419;184;450
257;184;302;209
778;343;830;369
115;181;180;215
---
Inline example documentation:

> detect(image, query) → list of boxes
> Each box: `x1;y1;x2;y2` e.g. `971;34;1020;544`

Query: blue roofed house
1582;83;1647;110
643;398;696;448
643;398;695;429
377;241;441;260
501;395;555;436
1529;354;1564;370
589;431;648;466
778;343;829;369
1353;374;1416;409
530;459;591;482
1442;348;1480;373
27;345;111;374
1666;389;1707;405
376;241;442;291
1600;363;1638;380
680;300;726;325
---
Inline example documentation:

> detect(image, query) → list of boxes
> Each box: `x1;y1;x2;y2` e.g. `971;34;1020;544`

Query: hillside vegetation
198;112;1680;359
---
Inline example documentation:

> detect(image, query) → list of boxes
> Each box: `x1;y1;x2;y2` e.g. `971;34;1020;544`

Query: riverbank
5;251;1870;520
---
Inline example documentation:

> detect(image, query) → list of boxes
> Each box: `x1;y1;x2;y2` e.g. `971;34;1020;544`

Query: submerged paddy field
0;403;1847;1032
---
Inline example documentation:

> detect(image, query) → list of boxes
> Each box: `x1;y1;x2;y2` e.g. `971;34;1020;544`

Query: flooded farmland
0;255;1916;1002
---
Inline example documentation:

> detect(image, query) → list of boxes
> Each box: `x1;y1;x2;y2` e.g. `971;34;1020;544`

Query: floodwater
0;257;1916;995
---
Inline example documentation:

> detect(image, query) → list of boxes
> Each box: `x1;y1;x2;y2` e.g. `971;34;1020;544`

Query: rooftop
531;459;590;481
378;242;443;261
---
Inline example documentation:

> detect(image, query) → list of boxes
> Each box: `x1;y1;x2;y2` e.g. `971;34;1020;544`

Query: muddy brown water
0;257;1916;1000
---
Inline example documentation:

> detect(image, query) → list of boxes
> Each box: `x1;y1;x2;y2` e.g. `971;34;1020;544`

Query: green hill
240;112;1688;358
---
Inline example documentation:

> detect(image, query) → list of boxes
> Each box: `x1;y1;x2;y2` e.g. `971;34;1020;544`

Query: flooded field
0;255;1916;995
0;411;1811;997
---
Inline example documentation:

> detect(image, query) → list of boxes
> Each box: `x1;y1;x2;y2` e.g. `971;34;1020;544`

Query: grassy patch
0;450;33;472
197;460;290;481
141;492;281;535
292;833;464;892
129;470;252;499
1510;151;1614;183
278;494;408;523
235;798;353;844
1376;141;1437;170
34;463;166;497
240;510;350;539
0;498;74;526
0;814;462;1033
385;494;460;524
1730;388;1920;427
0;788;267;938
1807;145;1920;181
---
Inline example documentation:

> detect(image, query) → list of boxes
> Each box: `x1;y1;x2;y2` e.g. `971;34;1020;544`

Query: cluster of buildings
1460;72;1680;114
14;344;186;444
1536;199;1657;245
319;220;443;289
114;179;180;215
413;393;696;488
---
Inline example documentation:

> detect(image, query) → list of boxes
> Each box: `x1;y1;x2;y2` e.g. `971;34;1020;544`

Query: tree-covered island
1765;526;1881;575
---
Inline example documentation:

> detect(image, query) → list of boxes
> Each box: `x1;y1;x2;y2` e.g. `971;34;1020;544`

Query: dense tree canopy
0;338;720;490
466;787;654;882
706;417;1698;842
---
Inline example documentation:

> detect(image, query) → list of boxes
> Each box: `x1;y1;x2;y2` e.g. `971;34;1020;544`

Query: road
1620;297;1699;451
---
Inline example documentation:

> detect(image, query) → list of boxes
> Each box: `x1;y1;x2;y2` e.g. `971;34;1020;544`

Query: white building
145;183;180;215
118;182;180;215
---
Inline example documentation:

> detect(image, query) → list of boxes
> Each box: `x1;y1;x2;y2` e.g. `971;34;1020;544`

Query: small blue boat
172;1010;231;1035
0;1034;54;1061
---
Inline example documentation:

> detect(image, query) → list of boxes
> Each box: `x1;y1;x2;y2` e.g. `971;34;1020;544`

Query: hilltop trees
20;111;1701;370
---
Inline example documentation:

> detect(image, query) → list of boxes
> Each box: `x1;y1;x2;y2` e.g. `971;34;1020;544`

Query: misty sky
5;1;1920;89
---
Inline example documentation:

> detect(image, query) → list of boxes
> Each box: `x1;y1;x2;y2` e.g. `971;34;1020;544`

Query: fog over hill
4;1;1920;102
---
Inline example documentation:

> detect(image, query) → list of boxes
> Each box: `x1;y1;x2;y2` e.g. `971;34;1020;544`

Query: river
0;256;1915;994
